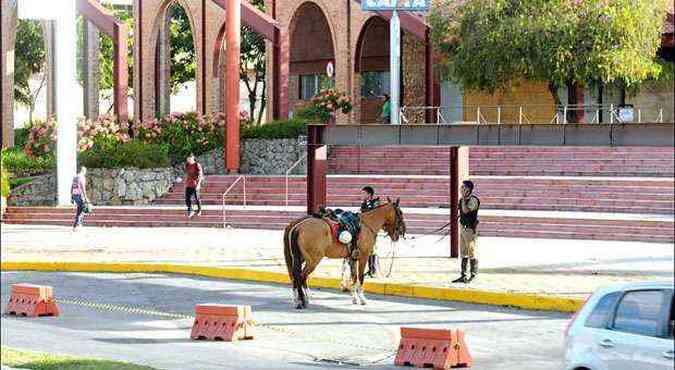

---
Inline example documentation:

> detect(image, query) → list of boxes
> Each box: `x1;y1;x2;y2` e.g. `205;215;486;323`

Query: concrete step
4;206;673;243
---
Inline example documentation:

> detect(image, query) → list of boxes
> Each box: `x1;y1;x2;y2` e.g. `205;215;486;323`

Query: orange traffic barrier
190;304;254;341
395;327;472;369
5;283;60;317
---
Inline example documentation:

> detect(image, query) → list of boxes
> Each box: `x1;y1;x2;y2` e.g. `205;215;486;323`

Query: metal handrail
222;175;246;228
285;153;308;207
401;104;667;124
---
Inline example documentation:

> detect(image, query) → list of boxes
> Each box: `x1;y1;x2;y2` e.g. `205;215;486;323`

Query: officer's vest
459;196;480;228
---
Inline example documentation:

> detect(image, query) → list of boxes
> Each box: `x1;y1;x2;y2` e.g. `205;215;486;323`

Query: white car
563;281;674;370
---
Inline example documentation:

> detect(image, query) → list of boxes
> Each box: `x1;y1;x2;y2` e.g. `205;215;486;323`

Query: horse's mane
362;202;394;214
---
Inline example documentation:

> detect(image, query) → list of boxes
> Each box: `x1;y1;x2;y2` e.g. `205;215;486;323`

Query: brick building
1;0;674;147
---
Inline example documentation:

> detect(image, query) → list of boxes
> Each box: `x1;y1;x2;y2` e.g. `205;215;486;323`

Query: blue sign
361;0;431;11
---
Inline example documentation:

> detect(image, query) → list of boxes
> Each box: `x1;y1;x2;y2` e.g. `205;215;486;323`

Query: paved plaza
1;271;570;370
2;224;673;300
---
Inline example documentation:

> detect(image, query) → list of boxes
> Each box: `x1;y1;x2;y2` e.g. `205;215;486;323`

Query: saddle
315;207;361;257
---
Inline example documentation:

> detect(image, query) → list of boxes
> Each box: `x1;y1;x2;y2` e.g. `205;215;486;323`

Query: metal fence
400;104;666;125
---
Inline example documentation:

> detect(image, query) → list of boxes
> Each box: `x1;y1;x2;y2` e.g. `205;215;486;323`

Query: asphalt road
1;272;571;370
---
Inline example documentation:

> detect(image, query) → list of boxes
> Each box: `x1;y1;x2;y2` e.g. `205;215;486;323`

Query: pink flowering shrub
309;89;353;122
77;115;130;152
23;118;57;157
135;112;224;162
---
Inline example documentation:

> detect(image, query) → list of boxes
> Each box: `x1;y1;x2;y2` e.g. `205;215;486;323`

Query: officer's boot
366;254;378;277
452;258;468;283
467;258;478;283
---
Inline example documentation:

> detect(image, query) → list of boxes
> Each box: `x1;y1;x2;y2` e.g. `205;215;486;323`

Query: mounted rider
360;186;380;277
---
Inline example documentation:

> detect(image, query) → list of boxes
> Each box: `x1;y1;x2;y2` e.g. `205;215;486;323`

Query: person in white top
71;166;89;231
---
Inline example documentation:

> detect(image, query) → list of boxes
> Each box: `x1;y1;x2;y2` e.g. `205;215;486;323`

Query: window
585;292;621;329
361;71;390;97
299;74;334;100
612;290;668;337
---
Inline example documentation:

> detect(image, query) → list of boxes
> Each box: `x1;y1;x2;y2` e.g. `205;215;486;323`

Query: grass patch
1;346;158;370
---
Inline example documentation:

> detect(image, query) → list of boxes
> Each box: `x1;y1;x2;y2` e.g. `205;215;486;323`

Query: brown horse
283;199;406;309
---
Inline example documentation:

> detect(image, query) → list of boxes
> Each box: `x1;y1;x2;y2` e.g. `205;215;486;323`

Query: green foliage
1;148;56;177
14;20;47;116
167;4;196;93
2;346;158;370
241;118;308;140
14;128;29;149
429;0;669;95
136;112;224;163
1;155;10;198
79;137;170;169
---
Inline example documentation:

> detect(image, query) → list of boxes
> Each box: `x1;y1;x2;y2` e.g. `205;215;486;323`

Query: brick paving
2;224;672;300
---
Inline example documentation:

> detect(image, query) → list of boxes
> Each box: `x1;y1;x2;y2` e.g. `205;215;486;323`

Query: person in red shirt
184;154;203;218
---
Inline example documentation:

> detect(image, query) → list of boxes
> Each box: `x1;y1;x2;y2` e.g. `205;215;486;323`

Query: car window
613;290;668;337
585;292;621;329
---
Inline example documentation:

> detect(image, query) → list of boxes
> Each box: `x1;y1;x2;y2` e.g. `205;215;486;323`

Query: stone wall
241;138;306;175
8;168;176;207
196;137;307;175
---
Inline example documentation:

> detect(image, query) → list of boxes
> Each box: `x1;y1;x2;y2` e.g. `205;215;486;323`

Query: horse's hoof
352;298;358;305
360;300;367;306
295;303;304;309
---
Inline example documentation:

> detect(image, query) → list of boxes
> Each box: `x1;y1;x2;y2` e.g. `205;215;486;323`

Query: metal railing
399;104;667;125
222;175;246;228
285;153;308;207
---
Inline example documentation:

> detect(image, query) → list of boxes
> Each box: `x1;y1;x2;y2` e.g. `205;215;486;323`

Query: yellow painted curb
1;261;583;313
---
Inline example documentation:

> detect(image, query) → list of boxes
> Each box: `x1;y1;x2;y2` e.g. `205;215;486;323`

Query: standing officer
360;186;380;277
452;180;480;283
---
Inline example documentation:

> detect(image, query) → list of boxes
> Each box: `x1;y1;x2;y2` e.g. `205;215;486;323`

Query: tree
14;19;47;124
429;0;669;122
240;0;267;126
167;3;196;93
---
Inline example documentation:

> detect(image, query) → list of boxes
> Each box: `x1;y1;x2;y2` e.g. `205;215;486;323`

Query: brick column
82;20;100;120
224;0;241;172
1;0;17;148
307;125;326;215
155;14;171;117
41;20;57;119
449;146;469;258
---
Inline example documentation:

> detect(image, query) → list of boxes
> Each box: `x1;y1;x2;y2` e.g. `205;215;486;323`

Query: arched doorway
287;2;335;116
152;1;197;116
355;16;390;124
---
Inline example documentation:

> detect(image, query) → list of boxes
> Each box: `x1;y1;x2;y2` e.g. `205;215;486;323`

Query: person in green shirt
381;94;391;124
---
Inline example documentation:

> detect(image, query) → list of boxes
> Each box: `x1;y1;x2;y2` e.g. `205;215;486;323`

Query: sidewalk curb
1;261;583;313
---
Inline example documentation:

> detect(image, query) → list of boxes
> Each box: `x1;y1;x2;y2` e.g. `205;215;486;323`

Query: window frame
608;289;674;339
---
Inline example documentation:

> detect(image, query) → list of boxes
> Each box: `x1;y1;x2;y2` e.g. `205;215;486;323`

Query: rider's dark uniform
360;197;380;276
360;197;380;212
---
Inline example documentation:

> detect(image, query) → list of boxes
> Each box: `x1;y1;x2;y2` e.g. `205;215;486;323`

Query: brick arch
354;15;389;74
148;0;202;115
353;15;390;123
288;1;336;72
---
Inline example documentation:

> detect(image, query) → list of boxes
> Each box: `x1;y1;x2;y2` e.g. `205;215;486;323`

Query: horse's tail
284;218;307;307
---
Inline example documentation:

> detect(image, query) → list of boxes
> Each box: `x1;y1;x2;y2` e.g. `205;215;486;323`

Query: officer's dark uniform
455;195;480;283
361;197;380;276
360;197;380;212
